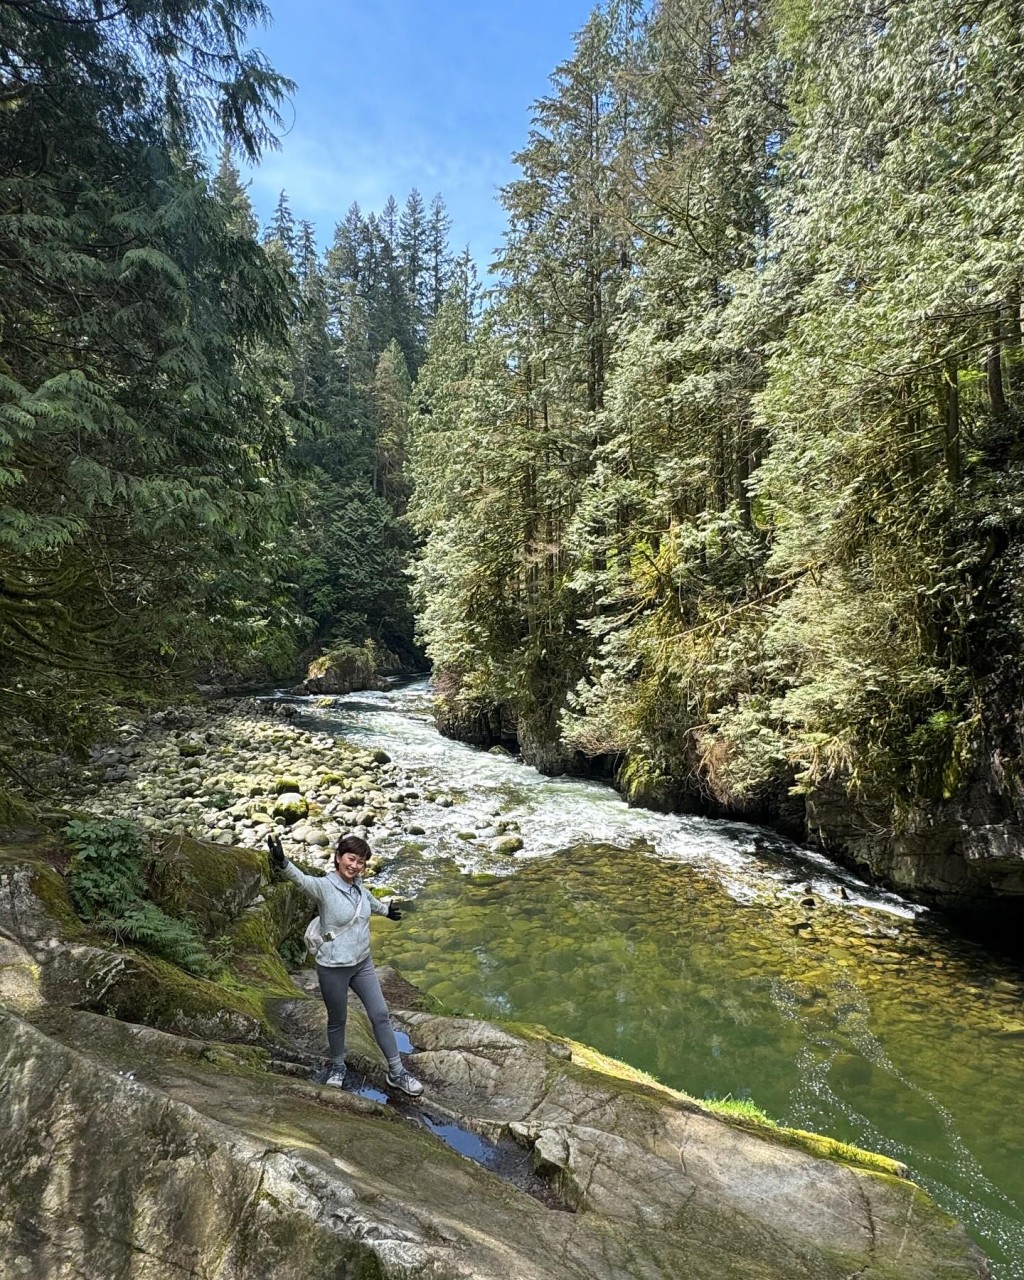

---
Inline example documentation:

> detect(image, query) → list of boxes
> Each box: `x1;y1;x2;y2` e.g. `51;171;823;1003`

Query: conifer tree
0;0;297;799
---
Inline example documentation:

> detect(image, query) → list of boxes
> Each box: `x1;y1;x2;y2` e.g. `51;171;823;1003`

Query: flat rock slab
0;1003;989;1280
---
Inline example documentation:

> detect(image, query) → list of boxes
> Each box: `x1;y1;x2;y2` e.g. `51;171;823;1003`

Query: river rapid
294;678;1024;1280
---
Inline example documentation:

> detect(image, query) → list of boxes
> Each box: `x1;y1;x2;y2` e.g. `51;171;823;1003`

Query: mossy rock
493;835;524;855
147;835;264;937
0;825;84;944
272;793;308;824
62;946;267;1041
304;643;386;695
227;884;310;1000
273;777;302;795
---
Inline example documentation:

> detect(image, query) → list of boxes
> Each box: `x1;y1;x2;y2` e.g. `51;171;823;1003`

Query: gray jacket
282;859;390;967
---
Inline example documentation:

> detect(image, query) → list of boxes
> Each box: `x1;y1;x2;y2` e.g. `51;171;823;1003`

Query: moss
701;1095;777;1126
229;953;298;997
99;949;268;1038
229;905;279;953
273;795;308;823
148;834;263;936
199;1042;271;1074
0;790;34;826
225;883;311;1000
26;864;86;938
758;1125;912;1179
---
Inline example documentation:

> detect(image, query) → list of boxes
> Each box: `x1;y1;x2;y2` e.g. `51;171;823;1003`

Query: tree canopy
407;0;1024;843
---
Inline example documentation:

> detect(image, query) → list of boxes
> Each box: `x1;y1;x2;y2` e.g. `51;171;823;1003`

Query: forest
0;0;461;815
4;0;1024;895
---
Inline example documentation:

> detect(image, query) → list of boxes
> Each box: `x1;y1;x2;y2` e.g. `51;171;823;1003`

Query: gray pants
315;954;400;1069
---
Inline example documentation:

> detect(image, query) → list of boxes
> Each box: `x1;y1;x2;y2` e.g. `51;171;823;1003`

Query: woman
268;831;423;1095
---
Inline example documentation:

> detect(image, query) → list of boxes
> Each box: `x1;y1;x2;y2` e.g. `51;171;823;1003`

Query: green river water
305;682;1024;1278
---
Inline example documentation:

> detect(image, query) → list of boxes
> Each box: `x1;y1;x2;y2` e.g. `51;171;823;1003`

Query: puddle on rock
393;1028;414;1054
413;1110;569;1210
308;1061;567;1208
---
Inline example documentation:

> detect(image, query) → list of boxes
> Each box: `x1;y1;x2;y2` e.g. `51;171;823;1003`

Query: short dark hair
335;834;371;862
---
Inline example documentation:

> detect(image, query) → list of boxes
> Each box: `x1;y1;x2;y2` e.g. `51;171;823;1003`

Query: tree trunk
987;311;1006;418
941;359;961;485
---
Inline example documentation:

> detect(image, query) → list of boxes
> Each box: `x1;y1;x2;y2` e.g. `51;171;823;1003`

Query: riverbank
433;687;1024;940
59;695;522;864
39;681;1024;1276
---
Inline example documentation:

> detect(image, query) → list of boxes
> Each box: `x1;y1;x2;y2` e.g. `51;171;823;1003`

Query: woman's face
335;850;368;884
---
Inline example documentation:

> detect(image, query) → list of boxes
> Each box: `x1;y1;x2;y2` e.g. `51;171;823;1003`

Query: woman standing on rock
268;832;423;1096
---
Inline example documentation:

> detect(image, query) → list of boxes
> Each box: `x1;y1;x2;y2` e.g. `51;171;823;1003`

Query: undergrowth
63;817;219;977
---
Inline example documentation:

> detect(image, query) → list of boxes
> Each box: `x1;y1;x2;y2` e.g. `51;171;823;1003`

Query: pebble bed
59;698;528;864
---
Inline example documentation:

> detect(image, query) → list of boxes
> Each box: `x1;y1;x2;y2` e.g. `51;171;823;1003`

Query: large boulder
303;643;390;695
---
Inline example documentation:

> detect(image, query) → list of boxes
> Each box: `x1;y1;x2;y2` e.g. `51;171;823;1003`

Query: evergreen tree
371;340;413;509
213;143;258;238
400;189;428;342
426;194;454;319
0;0;297;800
264;189;298;263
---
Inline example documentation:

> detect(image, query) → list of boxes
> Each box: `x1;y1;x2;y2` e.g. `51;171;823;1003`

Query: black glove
267;833;286;869
386;899;403;921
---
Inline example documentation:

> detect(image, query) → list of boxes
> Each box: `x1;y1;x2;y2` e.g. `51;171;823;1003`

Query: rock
493;835;524;855
272;793;308;824
302;643;390;695
0;830;989;1280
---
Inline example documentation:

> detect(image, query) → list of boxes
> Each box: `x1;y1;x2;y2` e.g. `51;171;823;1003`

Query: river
295;678;1024;1279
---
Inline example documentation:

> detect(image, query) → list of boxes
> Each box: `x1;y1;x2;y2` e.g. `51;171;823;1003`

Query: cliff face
0;824;991;1280
805;774;1024;926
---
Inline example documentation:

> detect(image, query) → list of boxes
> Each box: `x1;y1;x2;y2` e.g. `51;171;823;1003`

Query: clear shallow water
297;681;1024;1278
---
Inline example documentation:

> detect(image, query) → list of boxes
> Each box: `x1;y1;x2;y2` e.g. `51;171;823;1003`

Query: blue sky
243;1;597;271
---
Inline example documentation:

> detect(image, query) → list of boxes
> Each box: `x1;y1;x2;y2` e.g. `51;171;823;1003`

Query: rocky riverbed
62;697;525;861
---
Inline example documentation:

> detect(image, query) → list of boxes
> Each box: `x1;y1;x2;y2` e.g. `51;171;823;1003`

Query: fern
63;819;217;977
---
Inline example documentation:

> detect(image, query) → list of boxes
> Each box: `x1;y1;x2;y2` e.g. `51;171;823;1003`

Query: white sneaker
325;1066;349;1088
386;1066;424;1096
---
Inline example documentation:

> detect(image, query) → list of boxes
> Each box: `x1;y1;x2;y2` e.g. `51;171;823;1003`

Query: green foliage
702;1094;778;1127
64;818;217;977
277;931;309;970
407;0;1024;845
0;0;303;800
